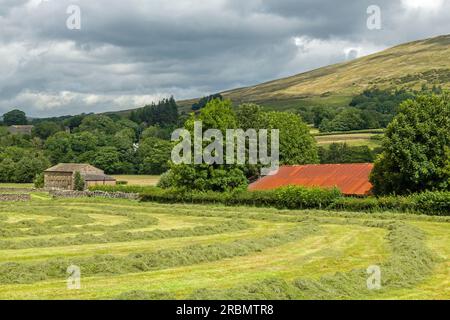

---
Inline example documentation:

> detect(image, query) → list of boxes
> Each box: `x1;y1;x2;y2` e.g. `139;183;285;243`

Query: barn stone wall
44;172;73;190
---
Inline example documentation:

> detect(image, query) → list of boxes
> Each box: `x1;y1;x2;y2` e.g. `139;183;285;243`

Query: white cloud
401;0;444;10
0;0;449;117
290;36;385;73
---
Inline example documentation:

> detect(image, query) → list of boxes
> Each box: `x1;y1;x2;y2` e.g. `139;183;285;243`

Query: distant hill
178;34;450;111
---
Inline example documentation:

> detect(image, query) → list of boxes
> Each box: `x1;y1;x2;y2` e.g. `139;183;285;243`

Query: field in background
312;129;384;149
0;183;33;189
112;175;160;186
0;197;448;300
315;133;383;149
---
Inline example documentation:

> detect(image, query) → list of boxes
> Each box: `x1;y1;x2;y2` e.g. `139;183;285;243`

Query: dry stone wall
0;188;35;193
0;194;31;202
49;190;139;200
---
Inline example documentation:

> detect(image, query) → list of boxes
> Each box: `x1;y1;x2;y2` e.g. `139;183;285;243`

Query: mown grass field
0;194;448;300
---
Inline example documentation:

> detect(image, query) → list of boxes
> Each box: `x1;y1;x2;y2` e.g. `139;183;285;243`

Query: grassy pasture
0;183;33;189
315;132;383;149
0;197;448;300
112;175;160;186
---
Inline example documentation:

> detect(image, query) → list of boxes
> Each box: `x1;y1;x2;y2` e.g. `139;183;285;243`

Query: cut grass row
0;223;318;285
0;219;250;250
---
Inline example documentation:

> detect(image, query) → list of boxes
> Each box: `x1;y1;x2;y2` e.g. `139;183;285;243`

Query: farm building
44;163;116;190
8;125;34;135
249;163;374;196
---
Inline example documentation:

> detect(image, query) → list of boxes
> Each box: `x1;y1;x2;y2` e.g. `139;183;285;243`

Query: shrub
412;191;450;215
33;173;45;189
275;185;342;209
116;181;128;186
377;196;415;212
89;185;151;194
73;172;85;191
157;170;175;189
226;190;279;207
139;187;449;216
141;186;341;210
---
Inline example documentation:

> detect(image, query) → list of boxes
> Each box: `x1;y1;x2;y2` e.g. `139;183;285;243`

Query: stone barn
8;125;34;135
44;163;116;190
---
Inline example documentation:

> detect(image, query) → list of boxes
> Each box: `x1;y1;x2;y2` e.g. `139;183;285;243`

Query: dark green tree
236;103;263;130
90;146;122;174
319;143;377;164
79;115;119;135
320;108;366;132
44;132;75;164
0;148;50;183
73;172;85;191
169;99;248;192
313;106;336;128
192;94;223;111
370;93;450;195
32;121;62;139
260;111;319;165
3;109;27;126
130;97;179;127
138;137;172;174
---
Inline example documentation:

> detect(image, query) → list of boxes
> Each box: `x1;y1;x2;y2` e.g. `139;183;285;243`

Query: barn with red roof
249;163;374;196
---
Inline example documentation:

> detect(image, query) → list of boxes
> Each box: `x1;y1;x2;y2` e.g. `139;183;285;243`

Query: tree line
0;98;180;183
296;86;444;132
1;91;449;197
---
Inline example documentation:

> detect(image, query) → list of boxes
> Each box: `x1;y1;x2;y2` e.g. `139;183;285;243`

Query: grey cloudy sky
0;0;449;117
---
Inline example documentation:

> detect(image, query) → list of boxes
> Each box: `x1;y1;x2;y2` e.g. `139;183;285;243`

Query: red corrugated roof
249;163;374;196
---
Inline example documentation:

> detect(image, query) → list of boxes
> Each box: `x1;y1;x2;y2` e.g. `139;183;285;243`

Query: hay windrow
188;222;437;300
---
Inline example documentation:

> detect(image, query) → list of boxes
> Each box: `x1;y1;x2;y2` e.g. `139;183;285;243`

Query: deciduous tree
371;93;450;195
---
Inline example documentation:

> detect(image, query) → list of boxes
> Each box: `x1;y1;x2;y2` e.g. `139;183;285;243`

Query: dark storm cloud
0;0;449;117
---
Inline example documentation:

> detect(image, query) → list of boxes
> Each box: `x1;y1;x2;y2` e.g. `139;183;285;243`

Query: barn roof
44;163;104;174
249;163;374;196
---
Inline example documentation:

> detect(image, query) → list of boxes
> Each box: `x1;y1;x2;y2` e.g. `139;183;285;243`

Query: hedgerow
413;191;450;215
89;185;149;194
136;186;450;216
138;186;341;209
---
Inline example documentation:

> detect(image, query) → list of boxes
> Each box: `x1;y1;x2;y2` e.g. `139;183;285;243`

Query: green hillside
179;34;450;110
